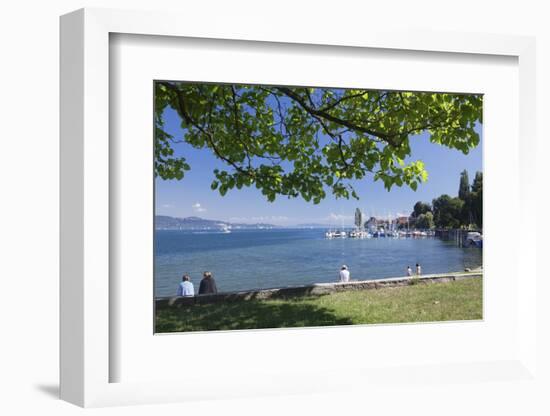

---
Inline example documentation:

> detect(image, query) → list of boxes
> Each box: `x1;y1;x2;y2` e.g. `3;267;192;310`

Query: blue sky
155;106;482;226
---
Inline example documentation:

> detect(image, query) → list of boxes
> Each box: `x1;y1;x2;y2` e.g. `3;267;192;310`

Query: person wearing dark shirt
198;271;218;295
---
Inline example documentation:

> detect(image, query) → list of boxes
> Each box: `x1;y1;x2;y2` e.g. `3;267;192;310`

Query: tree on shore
354;208;364;229
458;170;483;229
416;211;435;229
459;170;472;226
469;172;483;228
458;169;470;200
432;195;464;229
411;201;432;218
155;82;482;203
410;171;482;230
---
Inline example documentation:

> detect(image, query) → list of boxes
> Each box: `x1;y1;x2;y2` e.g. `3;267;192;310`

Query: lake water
155;229;482;297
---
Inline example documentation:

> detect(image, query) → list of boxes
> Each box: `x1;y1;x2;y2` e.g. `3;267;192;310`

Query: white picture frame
60;7;538;408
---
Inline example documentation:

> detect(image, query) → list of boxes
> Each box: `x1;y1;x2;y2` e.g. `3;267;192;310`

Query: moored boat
464;231;483;248
325;229;348;239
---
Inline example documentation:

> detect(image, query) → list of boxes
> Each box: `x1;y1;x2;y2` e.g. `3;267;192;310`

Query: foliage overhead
155;82;482;203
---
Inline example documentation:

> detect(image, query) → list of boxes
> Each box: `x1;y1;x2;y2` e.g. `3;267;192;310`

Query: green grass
155;277;483;333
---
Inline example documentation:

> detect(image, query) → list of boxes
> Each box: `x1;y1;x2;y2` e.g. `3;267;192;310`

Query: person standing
407;266;412;277
198;271;218;295
416;263;422;276
339;265;350;283
176;274;194;297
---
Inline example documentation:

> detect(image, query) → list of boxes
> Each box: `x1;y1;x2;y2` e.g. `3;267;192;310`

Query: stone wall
155;271;482;310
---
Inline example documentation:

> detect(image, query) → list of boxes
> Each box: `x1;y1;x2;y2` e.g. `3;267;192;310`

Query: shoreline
156;269;483;309
155;276;483;332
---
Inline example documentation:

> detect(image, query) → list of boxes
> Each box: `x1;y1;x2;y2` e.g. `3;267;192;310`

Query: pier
435;228;483;247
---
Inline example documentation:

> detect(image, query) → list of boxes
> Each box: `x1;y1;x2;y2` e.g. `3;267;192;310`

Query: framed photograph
60;8;538;407
152;80;484;334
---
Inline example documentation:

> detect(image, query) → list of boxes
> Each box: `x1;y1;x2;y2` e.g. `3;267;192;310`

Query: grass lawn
155;277;482;333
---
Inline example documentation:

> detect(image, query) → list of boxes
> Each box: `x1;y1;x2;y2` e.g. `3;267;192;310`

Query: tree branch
275;87;401;147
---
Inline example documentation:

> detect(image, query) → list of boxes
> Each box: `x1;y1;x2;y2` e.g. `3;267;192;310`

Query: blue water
155;229;482;297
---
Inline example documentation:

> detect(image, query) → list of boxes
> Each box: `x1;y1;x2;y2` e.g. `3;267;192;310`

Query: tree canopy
468;172;483;228
155;82;482;203
408;170;482;230
458;169;470;201
416;211;435;230
354;208;363;229
432;194;465;229
411;201;432;218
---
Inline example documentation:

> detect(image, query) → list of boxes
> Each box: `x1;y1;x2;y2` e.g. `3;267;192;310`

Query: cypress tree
354;208;363;229
458;169;470;201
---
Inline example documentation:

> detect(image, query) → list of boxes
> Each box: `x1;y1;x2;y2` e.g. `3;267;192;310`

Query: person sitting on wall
176;274;195;297
177;274;195;296
339;265;350;283
198;271;218;295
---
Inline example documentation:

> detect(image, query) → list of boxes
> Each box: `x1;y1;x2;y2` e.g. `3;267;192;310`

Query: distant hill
155;215;278;231
293;223;334;229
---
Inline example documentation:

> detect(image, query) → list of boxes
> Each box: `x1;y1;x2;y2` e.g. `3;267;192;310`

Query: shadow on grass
156;296;353;332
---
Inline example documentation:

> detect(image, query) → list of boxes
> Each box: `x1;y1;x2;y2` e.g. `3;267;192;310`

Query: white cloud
229;215;290;224
253;216;289;222
192;202;206;213
327;213;354;222
161;203;174;209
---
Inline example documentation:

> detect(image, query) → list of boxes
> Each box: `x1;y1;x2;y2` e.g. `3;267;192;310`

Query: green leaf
155;84;482;202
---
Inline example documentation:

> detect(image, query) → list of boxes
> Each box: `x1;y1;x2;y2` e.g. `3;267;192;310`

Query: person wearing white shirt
416;263;422;276
339;265;350;282
177;274;195;296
